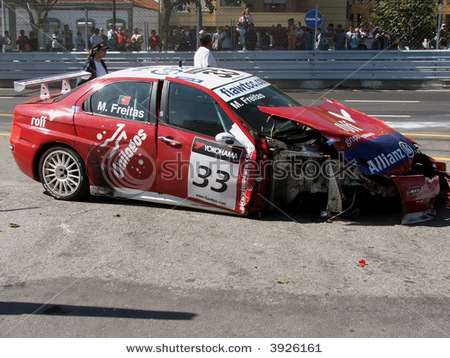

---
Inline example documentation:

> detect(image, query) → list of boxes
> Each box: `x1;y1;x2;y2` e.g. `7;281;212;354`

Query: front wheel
39;146;89;200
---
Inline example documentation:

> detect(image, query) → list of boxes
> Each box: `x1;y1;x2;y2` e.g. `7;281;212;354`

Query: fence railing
1;50;449;89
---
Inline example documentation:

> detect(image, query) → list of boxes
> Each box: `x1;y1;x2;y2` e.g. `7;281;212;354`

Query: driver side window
167;83;233;137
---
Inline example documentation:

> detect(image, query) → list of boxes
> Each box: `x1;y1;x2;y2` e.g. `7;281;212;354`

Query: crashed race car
10;66;450;224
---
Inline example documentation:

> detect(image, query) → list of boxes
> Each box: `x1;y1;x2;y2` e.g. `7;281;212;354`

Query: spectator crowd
1;9;448;53
0;25;163;53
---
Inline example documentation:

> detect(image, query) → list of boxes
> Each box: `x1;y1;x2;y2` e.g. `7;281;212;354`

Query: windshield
223;85;302;134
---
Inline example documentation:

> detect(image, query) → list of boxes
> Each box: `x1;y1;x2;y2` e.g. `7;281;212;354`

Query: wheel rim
42;150;82;197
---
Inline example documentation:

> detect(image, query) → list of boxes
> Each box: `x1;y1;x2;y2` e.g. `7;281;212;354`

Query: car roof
103;66;255;91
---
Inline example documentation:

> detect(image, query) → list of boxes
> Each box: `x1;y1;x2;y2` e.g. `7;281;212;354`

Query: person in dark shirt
77;42;109;86
270;24;287;50
16;30;29;51
259;30;271;50
149;29;162;51
244;23;257;51
63;24;74;51
28;31;39;51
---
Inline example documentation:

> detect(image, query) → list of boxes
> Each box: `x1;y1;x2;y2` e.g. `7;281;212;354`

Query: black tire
38;146;89;201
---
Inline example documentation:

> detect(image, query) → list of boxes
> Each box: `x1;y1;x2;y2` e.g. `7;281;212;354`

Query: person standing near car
194;33;216;67
76;42;109;86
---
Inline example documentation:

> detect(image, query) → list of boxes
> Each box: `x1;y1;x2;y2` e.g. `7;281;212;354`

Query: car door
156;80;254;214
73;79;158;196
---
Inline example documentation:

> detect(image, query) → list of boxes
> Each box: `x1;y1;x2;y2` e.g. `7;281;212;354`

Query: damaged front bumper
391;174;441;224
392;160;450;224
267;148;449;224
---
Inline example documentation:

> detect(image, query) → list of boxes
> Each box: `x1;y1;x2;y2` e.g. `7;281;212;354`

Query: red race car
10;66;450;224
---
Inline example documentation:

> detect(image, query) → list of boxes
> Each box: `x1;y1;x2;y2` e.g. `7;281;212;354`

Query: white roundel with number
188;138;243;210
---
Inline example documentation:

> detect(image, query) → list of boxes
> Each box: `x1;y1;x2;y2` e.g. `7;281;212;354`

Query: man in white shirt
90;28;103;48
194;34;217;67
3;31;13;52
235;22;246;50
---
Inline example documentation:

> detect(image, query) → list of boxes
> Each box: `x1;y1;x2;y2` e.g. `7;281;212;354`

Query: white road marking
345;100;420;103
386;121;450;129
369;115;411;118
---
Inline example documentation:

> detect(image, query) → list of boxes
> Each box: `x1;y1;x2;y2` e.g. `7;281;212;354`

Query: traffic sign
304;9;323;29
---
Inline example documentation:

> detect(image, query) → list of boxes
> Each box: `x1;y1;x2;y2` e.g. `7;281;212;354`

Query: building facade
2;0;158;51
169;0;348;30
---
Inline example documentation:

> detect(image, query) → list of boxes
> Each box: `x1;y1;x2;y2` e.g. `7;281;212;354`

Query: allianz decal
343;133;415;175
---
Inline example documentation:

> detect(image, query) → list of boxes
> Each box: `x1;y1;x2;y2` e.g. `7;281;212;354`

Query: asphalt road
0;88;449;341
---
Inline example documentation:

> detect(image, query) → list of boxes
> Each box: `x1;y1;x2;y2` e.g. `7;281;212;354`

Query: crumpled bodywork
258;99;449;224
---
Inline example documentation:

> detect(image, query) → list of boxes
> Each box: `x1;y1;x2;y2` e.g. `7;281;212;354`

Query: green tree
370;0;437;49
161;0;215;50
16;0;58;48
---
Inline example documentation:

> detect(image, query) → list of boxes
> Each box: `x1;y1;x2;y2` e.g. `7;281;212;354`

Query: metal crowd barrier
1;50;449;89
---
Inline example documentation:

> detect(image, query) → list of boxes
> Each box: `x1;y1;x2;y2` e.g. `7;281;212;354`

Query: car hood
258;98;416;176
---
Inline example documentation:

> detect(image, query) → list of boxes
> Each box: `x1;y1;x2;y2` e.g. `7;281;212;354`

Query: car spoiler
14;71;91;100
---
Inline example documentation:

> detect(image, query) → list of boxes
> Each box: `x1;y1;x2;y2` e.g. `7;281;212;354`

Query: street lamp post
436;0;443;49
113;0;116;31
1;0;6;37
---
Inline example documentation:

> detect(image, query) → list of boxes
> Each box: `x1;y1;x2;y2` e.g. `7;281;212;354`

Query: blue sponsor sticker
71;106;80;112
150;68;183;76
175;76;204;83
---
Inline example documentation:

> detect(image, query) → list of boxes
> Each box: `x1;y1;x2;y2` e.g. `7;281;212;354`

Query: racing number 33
193;165;230;193
187;137;243;210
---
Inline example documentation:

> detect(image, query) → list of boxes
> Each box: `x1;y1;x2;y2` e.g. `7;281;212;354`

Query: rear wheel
39;147;89;200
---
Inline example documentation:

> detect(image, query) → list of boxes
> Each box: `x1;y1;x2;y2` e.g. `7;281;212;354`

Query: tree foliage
15;0;58;47
370;0;437;49
161;0;215;50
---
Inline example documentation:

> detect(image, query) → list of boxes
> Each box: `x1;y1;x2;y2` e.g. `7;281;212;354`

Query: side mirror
215;132;243;147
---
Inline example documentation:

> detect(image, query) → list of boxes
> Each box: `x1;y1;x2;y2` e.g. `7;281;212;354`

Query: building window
107;19;127;31
174;0;210;12
263;0;287;13
220;0;243;6
44;18;62;33
76;18;95;39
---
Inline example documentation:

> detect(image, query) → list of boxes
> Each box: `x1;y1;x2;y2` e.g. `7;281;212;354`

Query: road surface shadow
0;301;196;320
